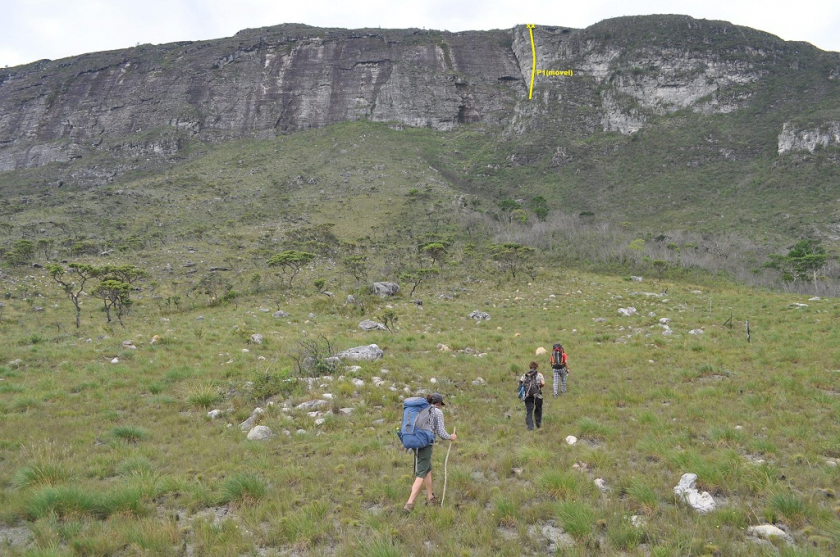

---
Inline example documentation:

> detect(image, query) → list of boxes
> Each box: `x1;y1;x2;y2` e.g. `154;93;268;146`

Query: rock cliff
1;16;839;175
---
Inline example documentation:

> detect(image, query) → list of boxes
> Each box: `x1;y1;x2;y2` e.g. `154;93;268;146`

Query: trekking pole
441;426;455;507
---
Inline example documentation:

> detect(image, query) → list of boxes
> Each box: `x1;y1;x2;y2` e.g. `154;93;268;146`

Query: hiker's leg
407;476;424;505
553;368;559;396
535;396;543;428
560;368;567;393
408;446;433;504
524;398;534;430
423;471;433;499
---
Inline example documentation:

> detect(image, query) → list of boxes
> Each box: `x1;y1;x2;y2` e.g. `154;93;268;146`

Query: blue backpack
398;397;435;449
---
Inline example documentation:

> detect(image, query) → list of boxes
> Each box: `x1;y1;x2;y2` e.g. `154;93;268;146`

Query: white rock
594;478;608;493
659;318;671;324
618;307;637;317
565;435;578;445
535;347;547;355
791;303;808;308
630;515;646;528
110;357;119;364
296;399;329;410
663;329;673;336
352;378;365;388
472;377;486;386
808;297;821;301
122;341;137;349
246;426;273;441
747;525;794;544
347;366;362;373
242;348;249;353
322;393;334;399
689;329;704;335
314;418;325;426
437;343;451;352
673;473;716;513
207;409;222;419
295;429;307;435
430;378;437;384
631;276;643;282
339;408;354;415
250;334;263;344
273;310;288;318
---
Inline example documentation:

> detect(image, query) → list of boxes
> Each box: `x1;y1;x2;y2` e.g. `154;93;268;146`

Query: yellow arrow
527;24;536;99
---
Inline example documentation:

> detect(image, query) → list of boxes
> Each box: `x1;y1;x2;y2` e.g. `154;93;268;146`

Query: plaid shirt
429;406;452;440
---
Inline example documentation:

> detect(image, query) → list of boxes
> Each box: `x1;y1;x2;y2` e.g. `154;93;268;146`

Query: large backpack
398;397;435;449
551;344;565;369
522;370;541;398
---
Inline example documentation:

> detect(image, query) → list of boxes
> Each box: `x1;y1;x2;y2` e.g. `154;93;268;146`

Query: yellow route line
527;24;536;99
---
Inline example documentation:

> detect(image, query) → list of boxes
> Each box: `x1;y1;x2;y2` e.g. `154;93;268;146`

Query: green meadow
1;261;838;555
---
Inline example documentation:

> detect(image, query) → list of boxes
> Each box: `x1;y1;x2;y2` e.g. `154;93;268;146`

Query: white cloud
1;0;839;67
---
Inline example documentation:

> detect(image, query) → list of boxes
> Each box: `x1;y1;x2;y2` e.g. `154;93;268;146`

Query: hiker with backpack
550;343;569;396
519;362;545;430
400;393;457;513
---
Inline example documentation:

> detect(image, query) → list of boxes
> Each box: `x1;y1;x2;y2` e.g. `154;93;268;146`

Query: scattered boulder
8;359;23;367
246;426;273;441
630;276;643;282
122;340;137;350
630;515;646;528
618;307;637;317
528;523;574;552
339;408;354;415
296;399;330;411
314;418;325;426
346;295;356;305
352;378;365;388
149;335;161;345
469;310;491;321
250;334;263;344
472;377;486;386
594;478;608;493
334;344;384;361
659;318;671;324
258;308;270;313
273;310;289;318
593;317;606;323
437;343;451;352
110;357;119;364
207;409;223;419
535;347;547;356
565;435;578;445
371;282;400;297
747;525;794;545
689;329;704;335
673;473;716;513
359;319;387;331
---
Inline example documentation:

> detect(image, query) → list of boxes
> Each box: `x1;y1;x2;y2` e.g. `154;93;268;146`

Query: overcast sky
2;0;839;68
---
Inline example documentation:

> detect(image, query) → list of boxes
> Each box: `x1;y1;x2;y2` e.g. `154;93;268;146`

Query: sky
2;0;840;68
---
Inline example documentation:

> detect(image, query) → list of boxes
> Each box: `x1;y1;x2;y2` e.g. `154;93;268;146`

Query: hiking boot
426;494;438;506
402;502;415;514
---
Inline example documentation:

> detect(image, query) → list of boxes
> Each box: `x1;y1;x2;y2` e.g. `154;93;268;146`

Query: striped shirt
429;406;452;441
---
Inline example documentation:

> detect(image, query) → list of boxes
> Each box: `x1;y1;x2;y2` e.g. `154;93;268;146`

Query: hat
429;393;446;406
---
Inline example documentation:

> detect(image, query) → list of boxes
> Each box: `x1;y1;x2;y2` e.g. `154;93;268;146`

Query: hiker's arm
432;410;452;440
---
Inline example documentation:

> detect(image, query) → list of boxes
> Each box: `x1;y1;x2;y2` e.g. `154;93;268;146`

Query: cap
429;393;446;406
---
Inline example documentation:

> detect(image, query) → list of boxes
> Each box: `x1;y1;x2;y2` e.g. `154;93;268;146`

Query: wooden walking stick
441;426;455;507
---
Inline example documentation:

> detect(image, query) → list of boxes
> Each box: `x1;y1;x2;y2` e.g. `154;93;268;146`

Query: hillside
1;15;840;250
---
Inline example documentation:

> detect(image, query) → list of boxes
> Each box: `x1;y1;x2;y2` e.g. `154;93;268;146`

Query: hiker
519;362;545;430
550;343;569;396
403;393;457;513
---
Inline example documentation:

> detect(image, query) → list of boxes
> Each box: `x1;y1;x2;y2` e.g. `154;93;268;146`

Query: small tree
92;278;132;326
46;263;97;328
421;243;447;267
4;240;35;266
528;196;549;222
489;242;535;280
765;239;828;283
400;268;439;297
268;251;316;287
342;255;368;284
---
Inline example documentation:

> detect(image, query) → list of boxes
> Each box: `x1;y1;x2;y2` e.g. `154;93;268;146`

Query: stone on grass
295;429;307;435
430;378;437;384
631;276;643;282
122;340;137;349
111;357;119;364
437;343;451;352
273;310;288;318
207;409;223;419
618;307;637;317
689;329;704;335
347;366;362;373
673;473;716;513
296;399;329;411
469;310;491;320
250;334;263;344
535;347;547;356
659;318;671;324
372;282;400;297
334;344;384;361
359;319;387;331
747;525;794;545
594;478;608;493
630;515;646;528
246;426;273;441
339;408;354;415
565;435;578;445
315;418;325;426
472;377;486;386
594;317;606;323
352;378;365;388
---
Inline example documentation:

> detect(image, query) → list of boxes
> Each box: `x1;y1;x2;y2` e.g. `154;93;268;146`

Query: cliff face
1;16;839;175
0;25;523;171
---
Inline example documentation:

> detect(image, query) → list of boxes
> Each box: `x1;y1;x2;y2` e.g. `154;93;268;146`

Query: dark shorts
415;444;434;478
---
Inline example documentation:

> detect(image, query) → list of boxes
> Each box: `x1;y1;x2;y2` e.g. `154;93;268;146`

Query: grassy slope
0;260;838;554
